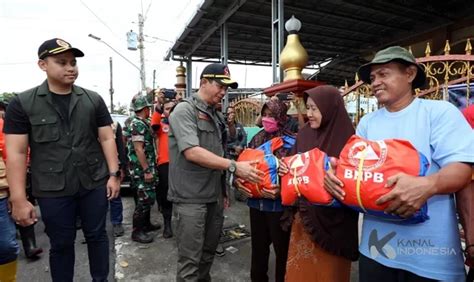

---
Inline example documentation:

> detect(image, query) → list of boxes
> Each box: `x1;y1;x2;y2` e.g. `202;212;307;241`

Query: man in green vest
168;63;264;281
4;38;120;281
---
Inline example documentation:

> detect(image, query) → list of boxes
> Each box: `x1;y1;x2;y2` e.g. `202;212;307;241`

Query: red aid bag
281;147;337;206
336;135;430;224
237;135;295;198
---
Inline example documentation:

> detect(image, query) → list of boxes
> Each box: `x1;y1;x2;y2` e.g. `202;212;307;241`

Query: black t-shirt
52;93;71;126
4;93;112;134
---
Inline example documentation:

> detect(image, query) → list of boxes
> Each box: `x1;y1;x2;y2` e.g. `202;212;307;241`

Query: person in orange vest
0;101;20;281
151;98;175;238
0;101;44;260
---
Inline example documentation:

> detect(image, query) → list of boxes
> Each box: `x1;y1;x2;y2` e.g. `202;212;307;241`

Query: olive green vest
168;95;226;203
18;81;109;197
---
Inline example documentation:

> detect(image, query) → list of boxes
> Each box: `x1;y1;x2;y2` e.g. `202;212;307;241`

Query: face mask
262;117;279;133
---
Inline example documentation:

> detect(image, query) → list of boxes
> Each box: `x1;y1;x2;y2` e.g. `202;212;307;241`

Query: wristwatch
109;170;121;178
228;160;237;174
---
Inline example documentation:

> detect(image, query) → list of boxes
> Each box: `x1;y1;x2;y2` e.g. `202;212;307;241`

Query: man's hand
223;197;230;209
234;146;243;155
278;159;289;176
155;89;165;106
144;172;154;183
261;184;280;199
323;157;346;201
235;178;253;198
107;176;121;200
375;173;435;218
120;169;125;182
235;160;264;184
10;198;37;226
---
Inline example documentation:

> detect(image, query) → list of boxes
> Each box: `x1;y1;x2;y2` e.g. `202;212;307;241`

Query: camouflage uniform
127;116;157;211
127;95;159;243
123;116;137;203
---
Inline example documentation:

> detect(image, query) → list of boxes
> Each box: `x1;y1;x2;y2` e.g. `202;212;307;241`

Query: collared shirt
168;94;225;203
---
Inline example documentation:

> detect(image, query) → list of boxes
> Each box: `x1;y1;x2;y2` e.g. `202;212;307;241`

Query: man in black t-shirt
4;38;120;281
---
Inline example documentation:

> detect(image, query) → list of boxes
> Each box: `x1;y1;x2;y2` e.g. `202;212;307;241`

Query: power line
79;0;121;40
176;0;193;20
143;34;174;44
88;34;141;72
143;1;153;22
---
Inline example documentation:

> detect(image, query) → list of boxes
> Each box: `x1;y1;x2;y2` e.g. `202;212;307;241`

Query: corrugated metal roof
166;0;474;85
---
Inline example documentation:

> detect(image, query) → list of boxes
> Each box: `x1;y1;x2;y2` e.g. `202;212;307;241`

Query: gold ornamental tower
174;62;186;98
279;15;309;81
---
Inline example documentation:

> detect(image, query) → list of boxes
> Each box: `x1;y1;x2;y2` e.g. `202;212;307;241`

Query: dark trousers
109;196;123;225
175;202;224;281
157;163;172;212
249;208;289;282
359;254;438;282
37;186;109;282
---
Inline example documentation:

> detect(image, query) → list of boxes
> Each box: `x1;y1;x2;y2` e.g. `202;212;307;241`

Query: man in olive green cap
127;94;160;243
324;46;474;281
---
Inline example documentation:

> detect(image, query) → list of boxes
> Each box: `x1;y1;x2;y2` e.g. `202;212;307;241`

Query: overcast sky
0;0;274;108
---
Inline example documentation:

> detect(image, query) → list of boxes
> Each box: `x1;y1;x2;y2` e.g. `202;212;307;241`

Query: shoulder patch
198;111;210;121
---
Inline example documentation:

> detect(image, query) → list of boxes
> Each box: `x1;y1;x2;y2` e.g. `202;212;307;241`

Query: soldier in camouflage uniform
123;116;138;204
127;95;160;243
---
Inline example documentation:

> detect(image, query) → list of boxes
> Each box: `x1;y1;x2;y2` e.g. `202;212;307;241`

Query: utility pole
138;13;146;93
109;57;114;113
152;69;156;89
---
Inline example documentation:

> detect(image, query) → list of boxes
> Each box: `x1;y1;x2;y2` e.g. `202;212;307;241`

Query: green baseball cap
130;95;152;112
357;46;426;89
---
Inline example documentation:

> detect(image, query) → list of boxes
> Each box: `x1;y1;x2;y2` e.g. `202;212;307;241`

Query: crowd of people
0;37;473;282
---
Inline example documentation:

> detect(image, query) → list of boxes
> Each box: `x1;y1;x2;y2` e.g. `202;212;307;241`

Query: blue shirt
357;98;474;281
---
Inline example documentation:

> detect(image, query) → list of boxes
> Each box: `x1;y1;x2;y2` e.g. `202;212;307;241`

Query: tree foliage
0;92;17;102
113;102;128;115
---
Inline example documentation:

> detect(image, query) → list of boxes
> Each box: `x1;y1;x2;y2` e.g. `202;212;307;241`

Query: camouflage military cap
130;95;152;112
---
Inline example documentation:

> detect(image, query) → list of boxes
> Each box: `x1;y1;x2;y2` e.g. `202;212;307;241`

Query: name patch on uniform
198;111;210;121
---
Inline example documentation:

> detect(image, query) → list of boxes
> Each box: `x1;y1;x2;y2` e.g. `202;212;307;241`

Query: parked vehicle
111;114;131;190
